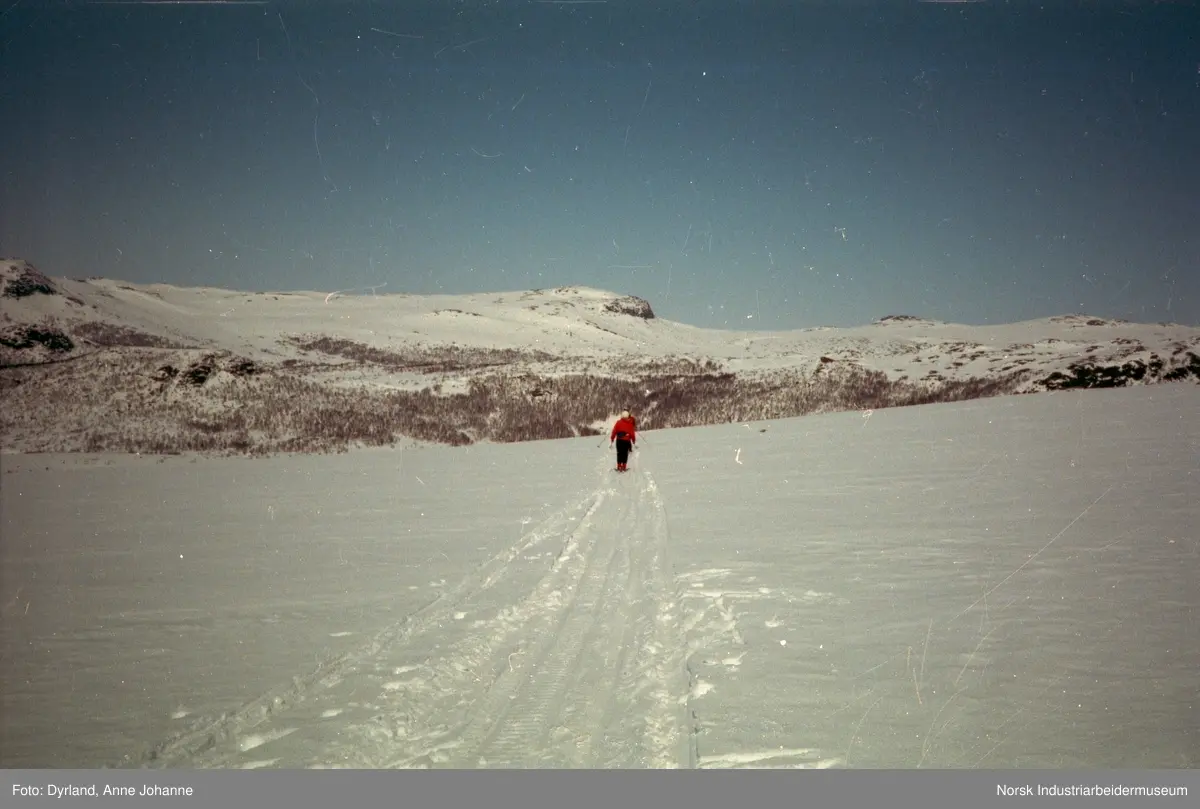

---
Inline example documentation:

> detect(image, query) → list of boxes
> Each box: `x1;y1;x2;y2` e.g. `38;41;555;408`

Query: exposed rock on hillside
1040;352;1200;390
1;260;59;298
604;295;655;319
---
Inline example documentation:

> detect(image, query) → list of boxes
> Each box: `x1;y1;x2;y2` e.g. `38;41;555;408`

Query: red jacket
610;417;637;444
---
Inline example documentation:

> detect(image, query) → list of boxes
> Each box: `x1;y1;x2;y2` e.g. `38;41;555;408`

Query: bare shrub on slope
0;349;1057;456
0;321;75;355
0;349;488;454
441;363;1029;443
73;322;193;349
284;335;558;372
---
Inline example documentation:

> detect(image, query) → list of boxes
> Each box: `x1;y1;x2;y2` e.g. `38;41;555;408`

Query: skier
610;410;637;472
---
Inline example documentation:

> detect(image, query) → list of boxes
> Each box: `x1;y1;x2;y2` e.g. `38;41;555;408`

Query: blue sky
2;0;1197;329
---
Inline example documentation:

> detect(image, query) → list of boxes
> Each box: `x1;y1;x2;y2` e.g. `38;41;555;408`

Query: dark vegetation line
0;339;1113;457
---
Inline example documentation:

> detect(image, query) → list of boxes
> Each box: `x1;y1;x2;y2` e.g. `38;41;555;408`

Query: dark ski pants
615;439;632;466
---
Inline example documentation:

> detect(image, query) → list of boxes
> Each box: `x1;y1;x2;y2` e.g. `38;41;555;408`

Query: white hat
621;410;630;418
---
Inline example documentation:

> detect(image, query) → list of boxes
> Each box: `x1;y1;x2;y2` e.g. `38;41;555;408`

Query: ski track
124;462;697;769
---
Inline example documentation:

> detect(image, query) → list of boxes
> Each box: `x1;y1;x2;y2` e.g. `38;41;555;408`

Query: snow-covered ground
1;382;1196;769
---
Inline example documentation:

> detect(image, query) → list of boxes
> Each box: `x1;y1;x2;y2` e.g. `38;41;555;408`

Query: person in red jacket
610;410;637;472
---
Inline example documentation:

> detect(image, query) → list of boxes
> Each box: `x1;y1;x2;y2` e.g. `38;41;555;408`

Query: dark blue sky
2;0;1197;329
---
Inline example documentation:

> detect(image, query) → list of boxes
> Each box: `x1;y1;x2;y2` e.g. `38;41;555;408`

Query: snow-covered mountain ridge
2;258;1197;454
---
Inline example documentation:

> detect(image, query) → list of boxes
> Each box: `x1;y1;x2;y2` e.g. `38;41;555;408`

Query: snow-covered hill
2;257;1198;454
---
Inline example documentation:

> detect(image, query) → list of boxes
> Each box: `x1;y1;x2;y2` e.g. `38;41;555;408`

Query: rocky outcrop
1;260;58;299
1040;352;1200;390
152;352;261;388
603;295;655;319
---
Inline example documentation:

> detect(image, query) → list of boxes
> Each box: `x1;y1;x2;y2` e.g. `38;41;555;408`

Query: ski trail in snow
128;464;694;769
123;488;610;769
446;467;692;768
